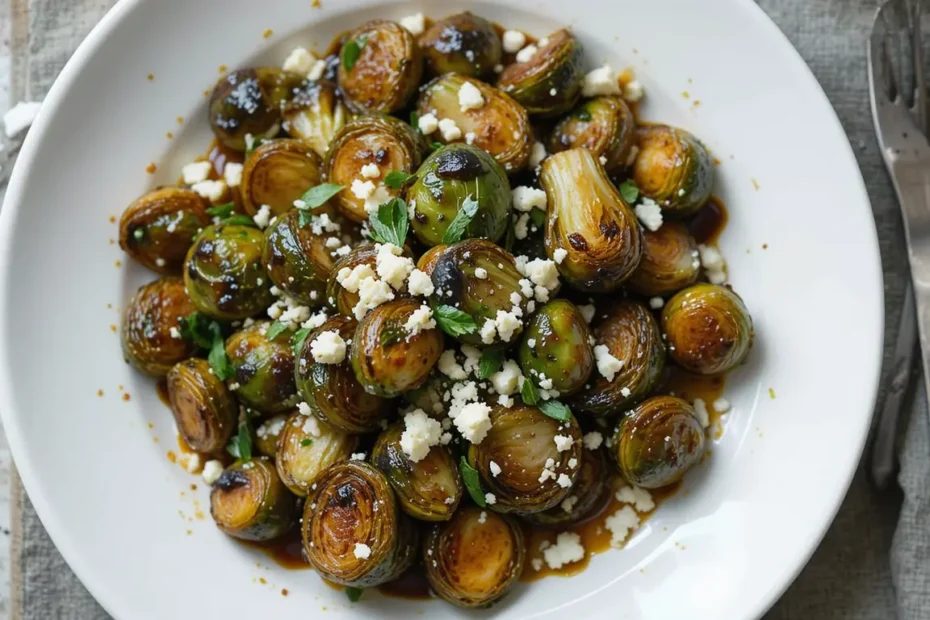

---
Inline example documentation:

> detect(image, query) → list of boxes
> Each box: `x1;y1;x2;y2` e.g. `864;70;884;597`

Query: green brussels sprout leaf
478;348;504;379
520;377;539;405
206;202;235;218
529;208;546;229
220;214;258;227
298;183;345;210
226;419;252;462
434;305;478;337
265;320;289;341
291;327;311;355
368;198;409;246
383;170;416;189
300;438;313;447
459;456;487;507
441;196;480;244
342;36;368;71
345;587;364;603
619;179;640;204
538;400;572;422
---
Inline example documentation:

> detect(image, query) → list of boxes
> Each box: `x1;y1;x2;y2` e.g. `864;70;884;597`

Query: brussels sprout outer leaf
434;305;478;337
383;170;416;189
368;198;409;246
619;180;640;204
478;349;504;379
538;400;572;422
459;457;487;507
346;587;364;602
441;196;480;244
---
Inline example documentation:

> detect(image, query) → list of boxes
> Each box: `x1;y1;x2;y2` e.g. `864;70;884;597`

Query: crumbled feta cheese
351;179;377;201
353;277;395;320
438;117;462;141
531;558;544;571
512;186;547;212
635;197;663;231
583;431;604;450
169;326;181;339
623;79;645;102
405;304;436;337
543;532;585;569
489;461;502;477
515;44;538;63
376;243;414;290
360;163;381;179
418;112;439;135
497;394;514;408
480;319;498;345
514;213;530;240
527;338;536;349
458;81;486;112
182;161;213;184
300;413;322;437
191;179;226;202
582;64;621;97
224;162;243;187
283;47;316;74
336;264;377;294
649;297;664;310
713;397;731;413
3;100;41;138
494;310;522;343
485;493;497;505
554;435;574;452
578;304;596;323
308;59;327;81
502;29;527;53
202;460;224;485
698;244;727;284
538;376;553;390
310;330;347;364
556;473;573;488
474;267;488;279
605;506;640;547
253;204;272;228
454;402;493;443
461;345;482;375
529;141;547;167
693;398;710;428
616;486;655;512
465;131;477;145
594;345;624;382
353;543;372;559
477;510;488;524
400;12;426;35
438;350;468;380
257;416;286;440
400;409;443;462
561;495;579;513
524;258;560;290
620;387;632;398
407;269;435;297
553;248;568;264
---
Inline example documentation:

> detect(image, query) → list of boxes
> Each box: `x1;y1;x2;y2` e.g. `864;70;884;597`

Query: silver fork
869;0;930;488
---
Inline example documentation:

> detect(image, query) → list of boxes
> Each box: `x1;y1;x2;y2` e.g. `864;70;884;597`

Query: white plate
0;0;882;618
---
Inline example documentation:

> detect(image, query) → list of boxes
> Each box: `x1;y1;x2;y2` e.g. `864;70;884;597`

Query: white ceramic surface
0;0;882;618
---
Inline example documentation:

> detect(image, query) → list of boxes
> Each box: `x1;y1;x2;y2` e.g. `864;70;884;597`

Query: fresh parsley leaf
298;183;344;210
529;207;546;229
298;210;314;227
459;457;487;507
291;328;311;355
578;110;592;122
208;322;234;380
206;202;235;218
132;227;145;242
342;37;367;71
441;196;479;244
367;198;408;246
478;349;504;379
227;419;252;462
345;587;364;603
265;320;289;341
244;136;268;160
430;141;444;151
619;179;639;204
382;170;415;189
300;438;313;447
434;305;477;337
409;111;420;132
178;312;215;349
521;377;539;405
220;214;257;227
538;400;572;422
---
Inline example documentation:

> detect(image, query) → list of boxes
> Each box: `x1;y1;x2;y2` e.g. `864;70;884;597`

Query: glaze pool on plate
0;0;881;618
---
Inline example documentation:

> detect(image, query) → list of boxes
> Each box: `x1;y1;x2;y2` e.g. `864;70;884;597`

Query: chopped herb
367;198;409;246
208;321;234;380
619;179;639;204
226;419;252;462
521;377;539;405
132;228;145;241
382;170;416;189
578;110;592;122
345;587;364;603
265;320;289;341
409;111;420;132
459;457;487;507
434;305;478;337
478;348;504;379
178;312;217;349
220;214;258;227
298;210;314;227
291;328;311;355
206;202;235;218
300;438;313;447
342;37;367;71
430;141;444;151
529;207;546;229
538;400;572;422
441;196;479;244
244;136;268;160
297;183;344;210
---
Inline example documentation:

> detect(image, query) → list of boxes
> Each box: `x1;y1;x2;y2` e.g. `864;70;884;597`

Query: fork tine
911;0;928;131
873;2;900;100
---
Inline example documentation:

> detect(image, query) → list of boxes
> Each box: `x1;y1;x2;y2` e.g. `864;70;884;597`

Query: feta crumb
400;409;443;462
578;304;596;323
512;186;547;212
616;485;655;512
623;79;645;102
224;162;243;187
478;510;488;524
202;460;224;485
438;117;462;141
524;258;560;290
480;319;498;345
353;543;372;560
400;12;425;35
620;387;632;397
515;44;538;63
191;179;226;202
605;505;640;547
351;179;376;201
693;398;710;428
561;495;579;513
454;402;493;443
253;204;272;228
531;558;543;571
527;338;536;349
169;326;181;339
308;59;327;81
310;330;347;364
543;532;585;569
583;431;604;450
182;161;213;185
282;47;316;74
491;360;523;395
465;131;477;145
360;163;381;179
568;457;578;469
529;141;548;168
353;277;395;320
698;244;727;284
553;248;568;264
489;461;502;477
351;452;366;461
713;397;731;413
376;243;414;290
300;413;322;438
405;304;436;337
474;267;488;279
485;493;497;505
502;29;527;53
554;435;574;452
514;213;530;240
649;297;664;310
556;473;573;488
458;81;486;112
407;269;435;297
582;64;621;97
438;350;468;380
418;112;439;135
494;310;522;343
497;394;514;408
335;264;376;294
635;197;664;232
3;100;42;138
594;345;624;382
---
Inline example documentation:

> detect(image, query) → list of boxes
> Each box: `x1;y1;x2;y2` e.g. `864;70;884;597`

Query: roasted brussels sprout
371;420;463;521
225;321;299;414
167;358;238;454
497;29;584;117
209;68;304;151
420;13;502;78
303;461;419;587
540;148;642;292
240;139;324;217
518;299;594;396
661;283;753;375
325;115;425;223
407;144;511;247
254;413;288;457
261;210;335;306
337;20;423;114
295;315;392;433
570;301;664;417
351;298;444;397
119;187;210;274
121;277;198;376
467;403;582;514
632;125;714;218
282;79;350;158
183;224;273;321
626;223;701;297
612;395;706;488
210;457;298;541
548;96;636;173
417;74;532;173
525;446;612;526
403;374;451;419
275;410;357;497
428;240;529;346
423;506;525;608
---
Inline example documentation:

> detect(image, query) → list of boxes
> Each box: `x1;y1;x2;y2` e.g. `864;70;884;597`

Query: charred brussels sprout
295;315;392;433
518;299;594;396
633;125;714;218
254;413;289;457
525;446;612;526
209;68;304;151
613;395;706;488
325;115;425;223
282;79;349;158
302;461;419;587
548;96;636;173
183;224;273;321
661;283;753;374
351;298;444;397
275;411;357;497
225;321;299;414
540;148;642;292
210;457;298;541
627;222;701;297
167;358;238;454
420;13;502;78
467;403;582;514
119;187;210;274
570;301;664;417
261;210;335;306
428;240;528;346
497;29;584;117
423;506;525;608
240;139;324;217
417;74;532;173
408;144;511;247
337;20;423;114
371;421;463;521
121;277;198;376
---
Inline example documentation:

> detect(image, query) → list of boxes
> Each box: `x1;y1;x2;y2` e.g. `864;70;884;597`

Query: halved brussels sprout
570;301;664;417
467;403;582;514
209;68;304;151
121;277;198;376
497;29;584;117
225;321;299;414
428;240;529;346
661;283;753;375
295;315;392;433
275;410;358;497
420;13;502;78
518;299;594;396
408;144;511;247
303;461;419;587
626;222;701;297
119;187;210;274
548;96;636;173
254;413;289;458
351;298;444;397
262;210;335;306
423;506;525;608
240;139;324;217
167;358;238;454
210;457;298;541
325;115;425;223
371;420;463;521
417;74;532;173
183;224;273;321
613;395;706;488
337;20;423;114
282;79;350;158
525;446;612;526
416;244;448;276
632;125;714;218
540;148;642;292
